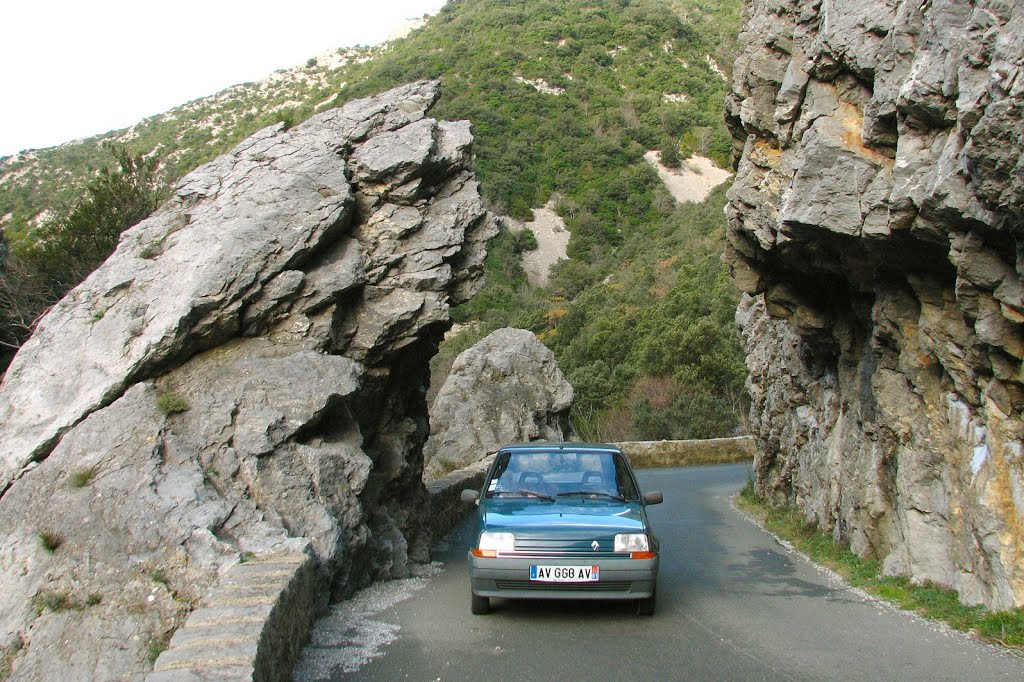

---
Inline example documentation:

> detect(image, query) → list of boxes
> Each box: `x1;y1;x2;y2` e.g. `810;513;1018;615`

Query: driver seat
519;471;552;496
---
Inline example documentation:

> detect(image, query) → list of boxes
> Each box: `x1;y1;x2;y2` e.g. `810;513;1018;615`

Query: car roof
496;442;623;454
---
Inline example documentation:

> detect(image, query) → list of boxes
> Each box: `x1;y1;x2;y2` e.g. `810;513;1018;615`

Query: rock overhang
0;80;499;677
726;0;1024;609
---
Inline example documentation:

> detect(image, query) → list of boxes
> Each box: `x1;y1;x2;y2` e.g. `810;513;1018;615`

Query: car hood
481;499;646;536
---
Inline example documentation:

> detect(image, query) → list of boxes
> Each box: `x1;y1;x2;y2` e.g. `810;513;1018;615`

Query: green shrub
659;144;681;168
32;590;74;614
155;391;189;416
514;229;539;253
139;243;162;260
0;646;14;681
69;468;96;489
146;632;171;664
37;532;62;553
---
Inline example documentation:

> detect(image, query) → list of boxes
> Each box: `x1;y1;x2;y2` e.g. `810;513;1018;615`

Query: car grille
502;551;622;559
513;537;619;557
495;580;633;592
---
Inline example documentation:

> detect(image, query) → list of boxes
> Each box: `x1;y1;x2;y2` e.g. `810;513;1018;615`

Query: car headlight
475;531;515;557
614;533;649;553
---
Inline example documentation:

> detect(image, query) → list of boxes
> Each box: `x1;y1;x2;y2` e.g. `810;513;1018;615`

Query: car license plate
530;565;599;582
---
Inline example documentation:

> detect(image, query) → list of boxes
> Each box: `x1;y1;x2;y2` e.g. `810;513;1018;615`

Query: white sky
0;0;448;158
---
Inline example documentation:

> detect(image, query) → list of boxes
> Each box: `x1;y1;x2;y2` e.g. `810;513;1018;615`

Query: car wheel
471;591;490;615
636;587;656;616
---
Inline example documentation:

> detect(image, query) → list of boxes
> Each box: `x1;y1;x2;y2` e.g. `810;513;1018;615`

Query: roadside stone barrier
147;552;319;682
615;437;753;469
425;453;496;542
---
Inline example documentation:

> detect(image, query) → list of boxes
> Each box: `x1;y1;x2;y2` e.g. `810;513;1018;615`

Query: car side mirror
643;491;664;505
461;489;480;504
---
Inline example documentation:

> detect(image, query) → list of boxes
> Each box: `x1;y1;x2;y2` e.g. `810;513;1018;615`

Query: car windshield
484;449;640;501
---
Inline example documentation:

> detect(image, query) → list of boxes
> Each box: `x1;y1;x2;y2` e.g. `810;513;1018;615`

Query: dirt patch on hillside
645;152;731;203
510;199;570;287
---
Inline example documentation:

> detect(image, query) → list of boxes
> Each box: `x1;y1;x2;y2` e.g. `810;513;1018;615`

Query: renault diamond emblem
591;540;600;551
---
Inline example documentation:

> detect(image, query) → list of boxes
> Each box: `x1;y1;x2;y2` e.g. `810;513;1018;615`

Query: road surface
294;464;1024;680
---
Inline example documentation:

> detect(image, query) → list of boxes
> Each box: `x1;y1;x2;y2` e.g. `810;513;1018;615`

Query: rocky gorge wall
0;80;497;678
725;0;1024;609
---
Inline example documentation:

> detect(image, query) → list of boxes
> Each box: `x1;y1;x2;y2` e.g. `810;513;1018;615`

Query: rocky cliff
0;80;497;678
725;0;1023;609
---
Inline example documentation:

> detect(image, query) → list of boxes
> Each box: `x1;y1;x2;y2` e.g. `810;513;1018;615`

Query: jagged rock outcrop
725;1;1024;609
0;80;498;679
423;328;573;480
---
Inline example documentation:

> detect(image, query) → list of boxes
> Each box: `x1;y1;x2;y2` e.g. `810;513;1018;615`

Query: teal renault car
460;443;662;616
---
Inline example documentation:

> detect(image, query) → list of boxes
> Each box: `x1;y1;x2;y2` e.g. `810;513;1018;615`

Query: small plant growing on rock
37;532;62;553
146;632;172;664
32;590;74;615
149;569;169;587
155;391;189;415
69;467;96;488
86;593;103;606
0;648;13;681
139;243;162;259
434;458;460;477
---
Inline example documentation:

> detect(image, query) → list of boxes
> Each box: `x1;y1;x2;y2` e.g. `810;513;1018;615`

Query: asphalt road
294;464;1024;681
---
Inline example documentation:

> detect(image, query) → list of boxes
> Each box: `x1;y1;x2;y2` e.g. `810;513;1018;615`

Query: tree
0;147;166;372
660;143;681;168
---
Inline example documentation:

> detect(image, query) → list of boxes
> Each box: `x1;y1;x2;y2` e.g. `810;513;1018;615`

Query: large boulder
0;80;498;679
423;328;573;480
725;1;1024;609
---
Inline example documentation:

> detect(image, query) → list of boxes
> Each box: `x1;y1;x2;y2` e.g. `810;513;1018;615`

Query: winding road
294;464;1024;680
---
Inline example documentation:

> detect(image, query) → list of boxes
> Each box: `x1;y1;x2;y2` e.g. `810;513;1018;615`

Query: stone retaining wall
615;437;754;469
424;454;496;542
147;552;320;682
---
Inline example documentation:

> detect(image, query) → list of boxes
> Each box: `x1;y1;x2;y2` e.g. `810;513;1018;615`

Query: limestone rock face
726;1;1024;609
0;80;497;678
423;328;573;480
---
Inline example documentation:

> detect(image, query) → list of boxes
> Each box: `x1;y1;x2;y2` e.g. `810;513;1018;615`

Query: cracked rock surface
422;328;573;480
725;1;1024;609
0;80;497;679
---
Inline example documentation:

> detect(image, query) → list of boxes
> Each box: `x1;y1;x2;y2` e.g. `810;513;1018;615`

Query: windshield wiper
495;490;555;501
557;491;625;501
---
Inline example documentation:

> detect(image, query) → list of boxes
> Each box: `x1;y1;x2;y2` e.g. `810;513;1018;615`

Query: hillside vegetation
0;0;746;440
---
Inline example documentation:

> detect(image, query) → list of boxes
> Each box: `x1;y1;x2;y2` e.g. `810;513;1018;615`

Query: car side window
613;454;640;500
486;453;512;497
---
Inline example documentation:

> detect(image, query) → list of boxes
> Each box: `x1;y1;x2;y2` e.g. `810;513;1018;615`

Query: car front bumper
468;553;659;600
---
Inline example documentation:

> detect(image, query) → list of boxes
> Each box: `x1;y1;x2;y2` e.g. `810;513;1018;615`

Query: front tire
636;586;656;616
471;591;490;615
